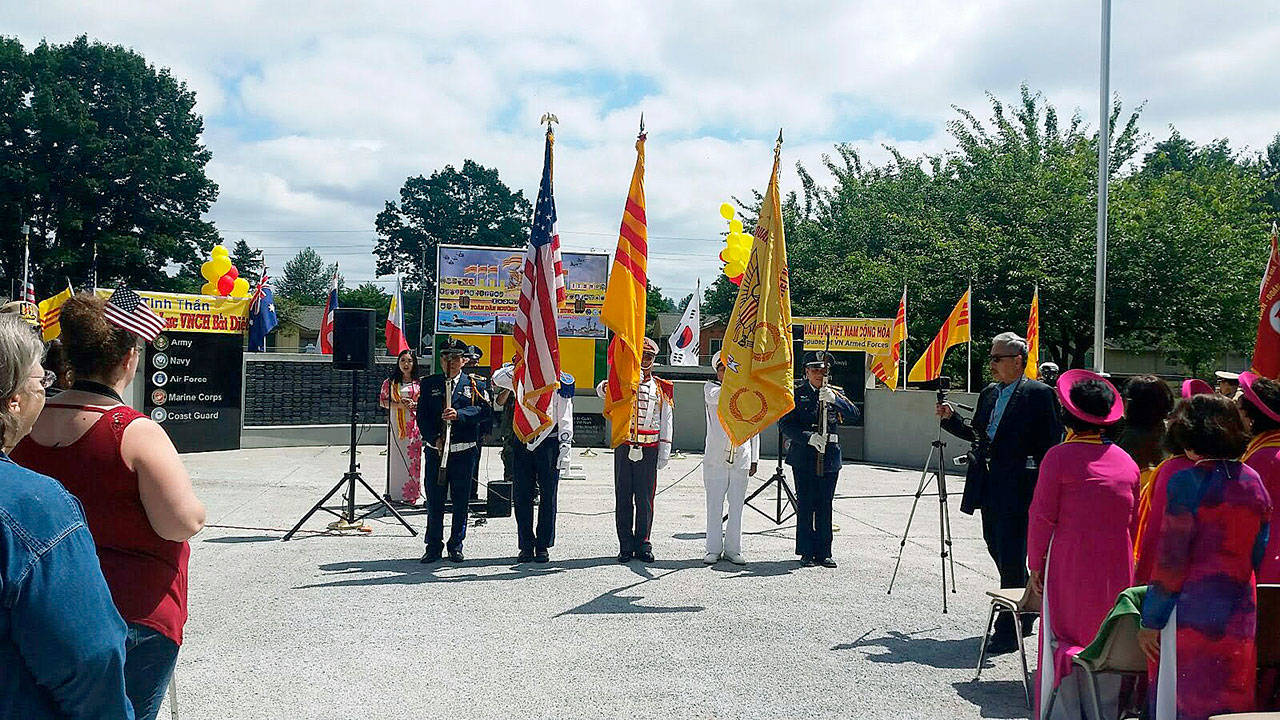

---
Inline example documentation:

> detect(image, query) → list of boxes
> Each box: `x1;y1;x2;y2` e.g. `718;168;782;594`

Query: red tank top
11;404;189;645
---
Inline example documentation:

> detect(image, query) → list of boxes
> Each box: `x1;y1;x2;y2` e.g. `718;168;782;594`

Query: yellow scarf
1243;429;1280;462
1063;430;1104;445
390;381;412;439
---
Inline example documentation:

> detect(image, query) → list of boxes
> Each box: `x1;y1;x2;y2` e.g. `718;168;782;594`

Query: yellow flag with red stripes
1025;286;1040;380
870;286;907;390
600;132;649;448
718;134;794;446
37;282;74;342
908;287;971;383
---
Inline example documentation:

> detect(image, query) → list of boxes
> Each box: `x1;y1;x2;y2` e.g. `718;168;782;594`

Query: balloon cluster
200;245;250;297
717;203;751;285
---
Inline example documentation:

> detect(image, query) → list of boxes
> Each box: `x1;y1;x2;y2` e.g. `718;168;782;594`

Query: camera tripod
741;429;797;525
887;418;958;612
283;370;417;541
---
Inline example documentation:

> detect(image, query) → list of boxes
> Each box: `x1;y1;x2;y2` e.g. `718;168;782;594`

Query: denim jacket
0;452;134;719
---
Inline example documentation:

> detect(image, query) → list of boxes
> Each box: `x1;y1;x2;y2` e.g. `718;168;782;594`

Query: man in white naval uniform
703;351;760;565
491;362;574;563
596;337;673;564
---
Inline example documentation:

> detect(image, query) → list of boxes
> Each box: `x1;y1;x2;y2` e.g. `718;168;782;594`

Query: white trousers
704;464;749;556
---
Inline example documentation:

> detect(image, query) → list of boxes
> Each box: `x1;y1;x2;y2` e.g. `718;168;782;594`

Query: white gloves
807;432;828;451
818;385;837;405
557;446;572;472
658;453;670;470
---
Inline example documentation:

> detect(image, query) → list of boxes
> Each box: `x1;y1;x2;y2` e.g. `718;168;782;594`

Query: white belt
429;442;476;453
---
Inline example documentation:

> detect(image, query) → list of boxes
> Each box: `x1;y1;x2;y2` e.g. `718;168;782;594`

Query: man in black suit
937;332;1062;653
418;338;492;564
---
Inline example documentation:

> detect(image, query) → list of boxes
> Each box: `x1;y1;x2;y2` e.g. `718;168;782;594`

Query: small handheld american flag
104;287;166;341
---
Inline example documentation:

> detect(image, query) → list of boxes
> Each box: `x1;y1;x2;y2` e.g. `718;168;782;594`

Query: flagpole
900;283;907;391
21;223;30;300
1093;0;1112;373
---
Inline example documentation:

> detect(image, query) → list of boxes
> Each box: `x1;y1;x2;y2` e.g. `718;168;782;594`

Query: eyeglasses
989;354;1020;362
30;370;56;389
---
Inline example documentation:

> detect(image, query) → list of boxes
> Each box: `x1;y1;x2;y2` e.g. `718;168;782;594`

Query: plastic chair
974;587;1038;708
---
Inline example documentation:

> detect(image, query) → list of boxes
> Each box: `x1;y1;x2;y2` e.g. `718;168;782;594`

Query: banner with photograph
435;244;608;338
795;316;896;354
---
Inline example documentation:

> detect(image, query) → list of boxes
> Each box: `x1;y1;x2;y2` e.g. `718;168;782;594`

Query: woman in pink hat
1237;371;1280;583
1133;380;1212;584
1027;369;1140;719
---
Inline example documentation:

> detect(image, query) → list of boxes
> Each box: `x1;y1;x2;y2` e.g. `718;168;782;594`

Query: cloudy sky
5;1;1279;303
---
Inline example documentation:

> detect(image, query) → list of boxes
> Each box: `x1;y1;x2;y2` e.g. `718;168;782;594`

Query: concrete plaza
168;445;1035;719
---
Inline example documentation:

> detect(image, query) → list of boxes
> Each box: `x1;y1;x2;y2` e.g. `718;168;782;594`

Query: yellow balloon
719;202;734;221
200;281;220;296
200;260;221;282
209;256;232;278
729;219;743;234
211;245;229;258
231;277;250;297
725;261;746;277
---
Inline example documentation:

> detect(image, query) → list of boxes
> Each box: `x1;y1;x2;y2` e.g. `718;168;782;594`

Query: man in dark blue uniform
779;351;860;568
418;338;492;564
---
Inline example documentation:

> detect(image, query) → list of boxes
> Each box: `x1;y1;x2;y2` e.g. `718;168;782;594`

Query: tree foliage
764;85;1272;384
0;36;219;295
230;239;264;287
276;247;336;304
373;160;531;318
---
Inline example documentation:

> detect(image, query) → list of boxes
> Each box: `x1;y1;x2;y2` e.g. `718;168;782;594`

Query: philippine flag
385;274;410;355
319;266;339;355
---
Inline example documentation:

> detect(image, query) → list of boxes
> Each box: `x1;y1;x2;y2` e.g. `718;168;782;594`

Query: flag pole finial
775;128;784;155
639;112;645;137
541;112;559;135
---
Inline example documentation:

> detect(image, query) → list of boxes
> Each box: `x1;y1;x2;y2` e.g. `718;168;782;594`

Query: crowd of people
941;332;1277;720
1;292;205;719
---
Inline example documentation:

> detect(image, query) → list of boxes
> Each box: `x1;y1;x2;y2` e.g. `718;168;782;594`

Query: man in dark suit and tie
418;337;492;564
937;332;1062;653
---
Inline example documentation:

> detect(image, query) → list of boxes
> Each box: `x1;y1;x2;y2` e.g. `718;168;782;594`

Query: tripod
283;370;418;541
741;429;797;525
887;420;958;612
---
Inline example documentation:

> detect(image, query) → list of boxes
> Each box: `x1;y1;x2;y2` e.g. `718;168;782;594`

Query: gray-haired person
936;332;1062;654
0;316;135;718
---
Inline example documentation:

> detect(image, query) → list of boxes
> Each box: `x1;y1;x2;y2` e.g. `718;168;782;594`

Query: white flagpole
900;283;907;390
694;278;701;364
21;224;30;300
1094;0;1112;373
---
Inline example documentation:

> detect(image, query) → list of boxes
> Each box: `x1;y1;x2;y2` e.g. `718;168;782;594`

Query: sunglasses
989;353;1020;362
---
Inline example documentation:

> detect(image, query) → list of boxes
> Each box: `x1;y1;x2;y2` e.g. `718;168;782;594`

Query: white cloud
4;0;1279;302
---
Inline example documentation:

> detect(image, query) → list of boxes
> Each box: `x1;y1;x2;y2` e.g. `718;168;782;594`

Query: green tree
373;160;531;323
340;281;392;348
1256;132;1280;223
276;247;336;304
645;280;676;337
0;36;219;295
230;239;264;286
702;274;739;321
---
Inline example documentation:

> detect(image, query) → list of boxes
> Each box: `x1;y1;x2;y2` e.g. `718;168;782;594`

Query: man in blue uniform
778;351;860;568
418;337;493;564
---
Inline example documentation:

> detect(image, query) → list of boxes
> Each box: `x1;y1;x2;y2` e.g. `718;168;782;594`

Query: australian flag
248;276;279;352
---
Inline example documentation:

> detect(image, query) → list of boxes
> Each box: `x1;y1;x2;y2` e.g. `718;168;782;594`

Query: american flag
511;128;567;443
104;287;166;341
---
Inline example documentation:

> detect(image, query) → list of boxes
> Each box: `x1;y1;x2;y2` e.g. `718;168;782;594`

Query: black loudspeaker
792;322;805;374
333;308;375;370
486;481;513;518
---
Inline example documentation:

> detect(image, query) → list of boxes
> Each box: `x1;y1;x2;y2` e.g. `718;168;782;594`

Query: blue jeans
124;623;179;720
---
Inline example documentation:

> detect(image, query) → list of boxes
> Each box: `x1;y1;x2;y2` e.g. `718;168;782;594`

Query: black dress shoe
617;551;633;563
636;550;655;563
986;633;1019;655
534;549;550;563
420;549;442;564
448;549;464;563
819;557;838;568
800;555;816;567
1019;615;1037;637
517;549;534;563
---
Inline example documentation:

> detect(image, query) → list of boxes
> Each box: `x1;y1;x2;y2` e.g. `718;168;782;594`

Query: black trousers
981;507;1031;636
794;467;838;559
614;445;657;554
513;440;560;552
424;447;476;553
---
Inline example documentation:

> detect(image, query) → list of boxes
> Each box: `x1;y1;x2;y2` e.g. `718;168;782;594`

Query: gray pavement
168;445;1036;719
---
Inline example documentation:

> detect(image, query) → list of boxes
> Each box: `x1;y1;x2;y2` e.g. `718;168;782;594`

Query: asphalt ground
164;445;1036;719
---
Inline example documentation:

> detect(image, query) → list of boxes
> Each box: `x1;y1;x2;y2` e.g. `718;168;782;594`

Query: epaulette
653;376;675;406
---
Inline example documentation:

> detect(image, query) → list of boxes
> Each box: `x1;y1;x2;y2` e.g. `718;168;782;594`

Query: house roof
653;312;683;336
292;305;324;331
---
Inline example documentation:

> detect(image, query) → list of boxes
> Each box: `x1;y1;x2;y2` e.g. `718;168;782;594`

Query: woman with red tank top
12;291;205;720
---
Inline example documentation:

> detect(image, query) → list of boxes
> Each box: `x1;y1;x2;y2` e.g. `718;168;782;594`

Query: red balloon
217;274;235;295
729;274;743;286
226;266;238;281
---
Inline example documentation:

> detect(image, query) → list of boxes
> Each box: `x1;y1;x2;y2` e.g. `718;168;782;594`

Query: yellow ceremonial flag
907;288;971;383
37;282;74;341
600;131;649;448
718;133;794;446
1025;286;1040;380
870;286;907;390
